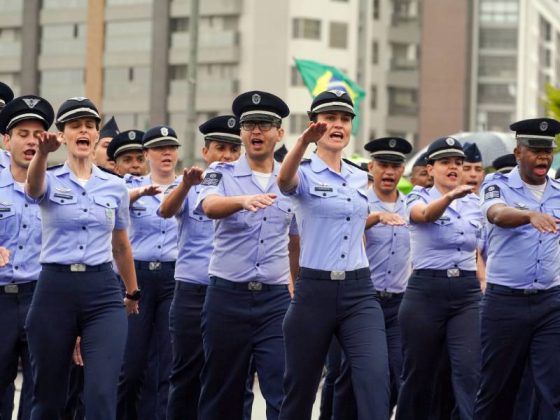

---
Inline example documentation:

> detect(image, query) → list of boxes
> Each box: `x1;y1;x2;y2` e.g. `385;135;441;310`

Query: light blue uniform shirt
365;189;410;293
481;168;560;289
406;186;483;271
34;163;130;265
0;150;9;170
283;153;369;272
126;174;179;262
196;155;294;284
0;168;42;284
172;183;213;284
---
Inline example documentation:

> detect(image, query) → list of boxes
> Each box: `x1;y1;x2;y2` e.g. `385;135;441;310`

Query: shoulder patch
201;172;223;186
301;158;311;164
406;193;422;205
483;184;501;201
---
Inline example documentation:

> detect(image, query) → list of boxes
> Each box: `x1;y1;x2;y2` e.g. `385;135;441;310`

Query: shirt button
263;217;267;221
393;233;396;236
460;232;464;235
79;246;83;250
24;204;28;208
83;209;87;212
457;248;461;251
344;236;348;240
391;251;395;255
288;209;291;212
388;271;391;274
161;231;165;234
534;279;538;283
341;254;345;258
537;259;540;263
256;263;260;267
82;226;86;230
454;264;458;267
342;183;347;187
82;192;86;196
346;217;350;221
14;266;18;270
457;216;461;219
260;240;264;244
137;213;141;216
199;217;203;220
323;193;326;197
22;225;27;228
18;246;23;250
347;198;351;202
158;245;161;249
60;200;65;203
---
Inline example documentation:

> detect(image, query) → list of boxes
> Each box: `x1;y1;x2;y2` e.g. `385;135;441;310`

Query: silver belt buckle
447;268;460;278
4;284;19;294
248;281;263;291
149;262;161;271
330;271;346;281
70;264;86;272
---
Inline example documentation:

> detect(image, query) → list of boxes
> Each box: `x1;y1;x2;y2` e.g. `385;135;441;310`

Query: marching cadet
93;116;119;171
461;142;485;194
0;81;14;172
25;97;139;420
409;151;433;188
107;129;146;177
117;126;181;420
398;137;483;420
492;153;516;174
196;91;295;420
0;95;54;420
474;118;560;419
277;90;390;420
159;115;242;419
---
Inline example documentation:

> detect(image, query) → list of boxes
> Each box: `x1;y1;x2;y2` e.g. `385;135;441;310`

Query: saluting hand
445;184;474;201
38;132;61;154
140;185;163;197
0;246;9;267
124;298;139;315
528;212;559;234
242;193;277;212
182;166;204;188
299;121;328;146
378;212;406;226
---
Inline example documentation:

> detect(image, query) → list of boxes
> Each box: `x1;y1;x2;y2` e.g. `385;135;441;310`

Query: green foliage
544;84;560;152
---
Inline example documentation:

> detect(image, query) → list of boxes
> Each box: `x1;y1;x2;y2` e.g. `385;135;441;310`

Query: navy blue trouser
0;282;35;420
199;277;290;420
280;269;389;420
332;291;403;419
26;265;127;420
318;338;342;420
117;261;174;420
512;361;557;420
167;281;207;420
474;284;560;420
397;272;481;420
63;364;84;420
1;384;15;420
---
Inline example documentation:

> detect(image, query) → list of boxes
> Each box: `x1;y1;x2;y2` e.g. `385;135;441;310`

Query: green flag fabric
295;58;366;135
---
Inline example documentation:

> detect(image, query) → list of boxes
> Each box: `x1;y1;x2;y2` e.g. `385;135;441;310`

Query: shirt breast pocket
0;206;16;236
269;199;293;228
92;195;117;228
187;210;212;236
48;192;79;224
308;187;346;218
224;210;250;231
433;217;454;241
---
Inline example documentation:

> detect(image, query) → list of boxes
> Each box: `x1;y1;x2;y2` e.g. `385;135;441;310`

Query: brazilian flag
294;58;366;135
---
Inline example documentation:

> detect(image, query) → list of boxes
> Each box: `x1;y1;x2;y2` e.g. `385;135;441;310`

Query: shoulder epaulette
342;158;368;172
98;166;123;178
46;164;63;171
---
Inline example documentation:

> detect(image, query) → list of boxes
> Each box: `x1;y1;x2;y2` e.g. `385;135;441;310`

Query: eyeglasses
240;121;277;132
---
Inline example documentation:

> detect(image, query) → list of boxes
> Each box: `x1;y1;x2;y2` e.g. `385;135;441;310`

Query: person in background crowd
409;151;433;188
107;129;146;177
93;116;119;171
492;154;516;175
461;142;485;194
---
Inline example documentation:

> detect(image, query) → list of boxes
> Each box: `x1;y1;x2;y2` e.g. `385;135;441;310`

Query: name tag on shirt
201;172;222;186
484;185;501;200
53;192;74;200
313;185;334;193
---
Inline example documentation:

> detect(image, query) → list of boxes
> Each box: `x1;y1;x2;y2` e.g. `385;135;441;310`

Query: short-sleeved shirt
0;168;42;284
406;185;483;271
33;163;130;265
481;168;560;289
282;153;369;271
196;155;294;284
0;150;9;170
126;174;179;262
365;189;410;293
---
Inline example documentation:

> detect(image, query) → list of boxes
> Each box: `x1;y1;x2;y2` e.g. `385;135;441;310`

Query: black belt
42;263;112;272
299;267;370;281
176;281;207;292
134;260;176;271
376;290;404;299
0;282;36;294
487;283;559;296
209;276;288;291
413;269;476;278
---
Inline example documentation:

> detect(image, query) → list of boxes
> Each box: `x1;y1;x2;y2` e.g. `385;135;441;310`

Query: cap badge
388;139;397;148
69;96;87;102
251;94;261;105
128;131;136;140
227;117;236;128
446;137;455;146
540;121;548;132
22;98;40;109
161;127;169;136
330;89;345;97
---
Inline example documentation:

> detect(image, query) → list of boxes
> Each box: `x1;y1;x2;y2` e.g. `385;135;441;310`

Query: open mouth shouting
22;148;36;160
250;138;265;148
534;163;548;177
76;137;91;149
329;131;344;141
447;171;458;181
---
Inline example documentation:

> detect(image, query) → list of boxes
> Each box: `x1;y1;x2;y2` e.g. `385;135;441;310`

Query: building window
290;66;305;86
290;114;309;135
478;55;516;78
479;27;517;49
540;16;552;42
479;0;518;24
292;18;321;40
373;0;380;20
477;83;515;104
388;87;418;116
171;17;189;33
329;22;348;49
372;40;378;64
370;85;377;109
170;65;187;80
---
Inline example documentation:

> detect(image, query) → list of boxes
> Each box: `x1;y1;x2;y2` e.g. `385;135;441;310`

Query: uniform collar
506;166;560;190
54;162;109;182
368;187;405;210
234;154;279;177
310;152;353;177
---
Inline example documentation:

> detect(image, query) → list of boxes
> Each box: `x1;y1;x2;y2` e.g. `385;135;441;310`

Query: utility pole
184;0;200;165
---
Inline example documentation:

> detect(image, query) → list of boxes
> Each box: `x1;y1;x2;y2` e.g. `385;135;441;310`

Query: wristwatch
125;289;141;301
